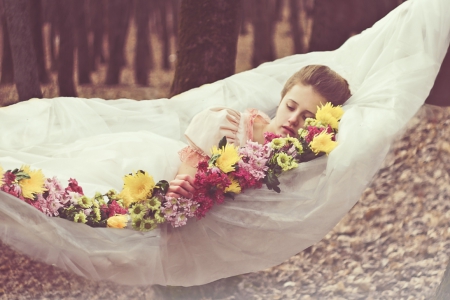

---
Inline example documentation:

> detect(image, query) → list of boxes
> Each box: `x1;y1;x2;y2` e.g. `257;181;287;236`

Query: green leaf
208;153;221;165
14;171;31;181
155;180;169;194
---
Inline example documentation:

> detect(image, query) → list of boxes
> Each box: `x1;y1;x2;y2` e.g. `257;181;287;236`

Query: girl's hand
167;174;197;199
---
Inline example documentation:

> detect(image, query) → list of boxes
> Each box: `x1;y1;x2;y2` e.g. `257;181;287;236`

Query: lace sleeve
178;146;209;168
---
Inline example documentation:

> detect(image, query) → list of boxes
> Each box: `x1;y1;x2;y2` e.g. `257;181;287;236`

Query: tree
56;0;77;97
170;0;242;97
425;45;450;107
250;0;278;68
29;0;49;84
105;0;131;85
3;0;42;101
158;0;171;70
74;0;91;85
134;0;152;86
308;0;356;52
1;13;14;84
88;0;106;71
289;0;306;54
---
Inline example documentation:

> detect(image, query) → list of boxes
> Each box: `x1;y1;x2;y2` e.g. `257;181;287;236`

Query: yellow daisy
140;219;157;231
309;132;337;155
74;212;87;224
276;153;298;172
270;138;286;149
107;214;128;229
316;103;344;130
121;171;155;206
19;165;46;199
210;144;241;173
78;195;93;208
224;176;241;194
153;209;166;224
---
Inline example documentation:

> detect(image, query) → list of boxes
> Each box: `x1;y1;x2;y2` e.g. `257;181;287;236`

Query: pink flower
162;196;198;228
101;200;127;218
264;132;282;144
3;171;16;185
65;178;84;195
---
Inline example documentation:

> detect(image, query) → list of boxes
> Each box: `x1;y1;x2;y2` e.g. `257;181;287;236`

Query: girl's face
267;83;327;137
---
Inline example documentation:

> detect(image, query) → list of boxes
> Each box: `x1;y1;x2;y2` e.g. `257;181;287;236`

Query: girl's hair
281;65;352;106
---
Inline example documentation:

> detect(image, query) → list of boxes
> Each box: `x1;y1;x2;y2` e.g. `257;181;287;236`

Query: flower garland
0;103;344;230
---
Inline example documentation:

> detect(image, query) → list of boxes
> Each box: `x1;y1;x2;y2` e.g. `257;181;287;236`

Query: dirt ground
1;7;449;300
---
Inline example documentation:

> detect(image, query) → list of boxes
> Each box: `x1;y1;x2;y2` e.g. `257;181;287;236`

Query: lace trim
246;109;271;141
178;146;209;168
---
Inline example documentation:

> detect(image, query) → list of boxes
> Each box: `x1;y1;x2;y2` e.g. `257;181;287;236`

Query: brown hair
281;65;351;106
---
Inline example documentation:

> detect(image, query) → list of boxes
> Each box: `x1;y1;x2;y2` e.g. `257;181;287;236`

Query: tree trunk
308;0;355;52
29;0;49;84
250;0;277;68
56;0;77;97
89;0;106;71
105;0;131;85
170;0;180;42
354;0;401;34
425;45;450;107
74;0;91;85
169;0;242;97
289;0;306;54
158;0;171;70
3;0;42;101
134;0;151;86
1;15;14;84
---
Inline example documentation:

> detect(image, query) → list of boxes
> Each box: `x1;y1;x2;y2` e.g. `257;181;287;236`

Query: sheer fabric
0;0;449;286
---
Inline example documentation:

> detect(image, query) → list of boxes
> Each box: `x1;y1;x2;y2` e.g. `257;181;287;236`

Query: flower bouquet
0;103;344;231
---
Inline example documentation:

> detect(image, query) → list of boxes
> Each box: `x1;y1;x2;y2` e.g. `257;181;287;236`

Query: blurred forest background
0;0;426;107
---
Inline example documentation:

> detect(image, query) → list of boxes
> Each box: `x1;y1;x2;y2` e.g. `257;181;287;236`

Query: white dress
0;0;449;286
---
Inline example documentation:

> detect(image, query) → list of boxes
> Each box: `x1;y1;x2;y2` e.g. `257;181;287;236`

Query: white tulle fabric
0;0;449;286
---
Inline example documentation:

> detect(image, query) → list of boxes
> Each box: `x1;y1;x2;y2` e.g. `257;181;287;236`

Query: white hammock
0;0;449;287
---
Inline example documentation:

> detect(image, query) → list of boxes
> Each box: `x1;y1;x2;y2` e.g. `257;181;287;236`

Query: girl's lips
282;126;295;136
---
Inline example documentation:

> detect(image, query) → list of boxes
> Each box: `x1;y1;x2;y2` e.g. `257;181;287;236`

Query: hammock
0;0;449;287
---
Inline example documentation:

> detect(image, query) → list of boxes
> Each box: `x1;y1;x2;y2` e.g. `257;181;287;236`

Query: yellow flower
140;219;157;231
93;207;101;222
154;209;166;224
146;197;161;211
315;103;343;130
0;165;4;186
224;176;241;194
276;153;298;172
210;144;241;173
298;128;308;138
120;171;155;206
74;212;87;224
78;195;93;208
19;165;46;199
270;138;286;149
107;214;128;229
129;202;146;218
285;137;303;153
318;102;344;120
304;118;317;127
309;131;337;155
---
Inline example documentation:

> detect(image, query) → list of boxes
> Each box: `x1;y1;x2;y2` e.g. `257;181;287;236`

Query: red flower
101;200;127;218
65;178;84;195
193;169;231;219
264;132;282;144
3;171;16;185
